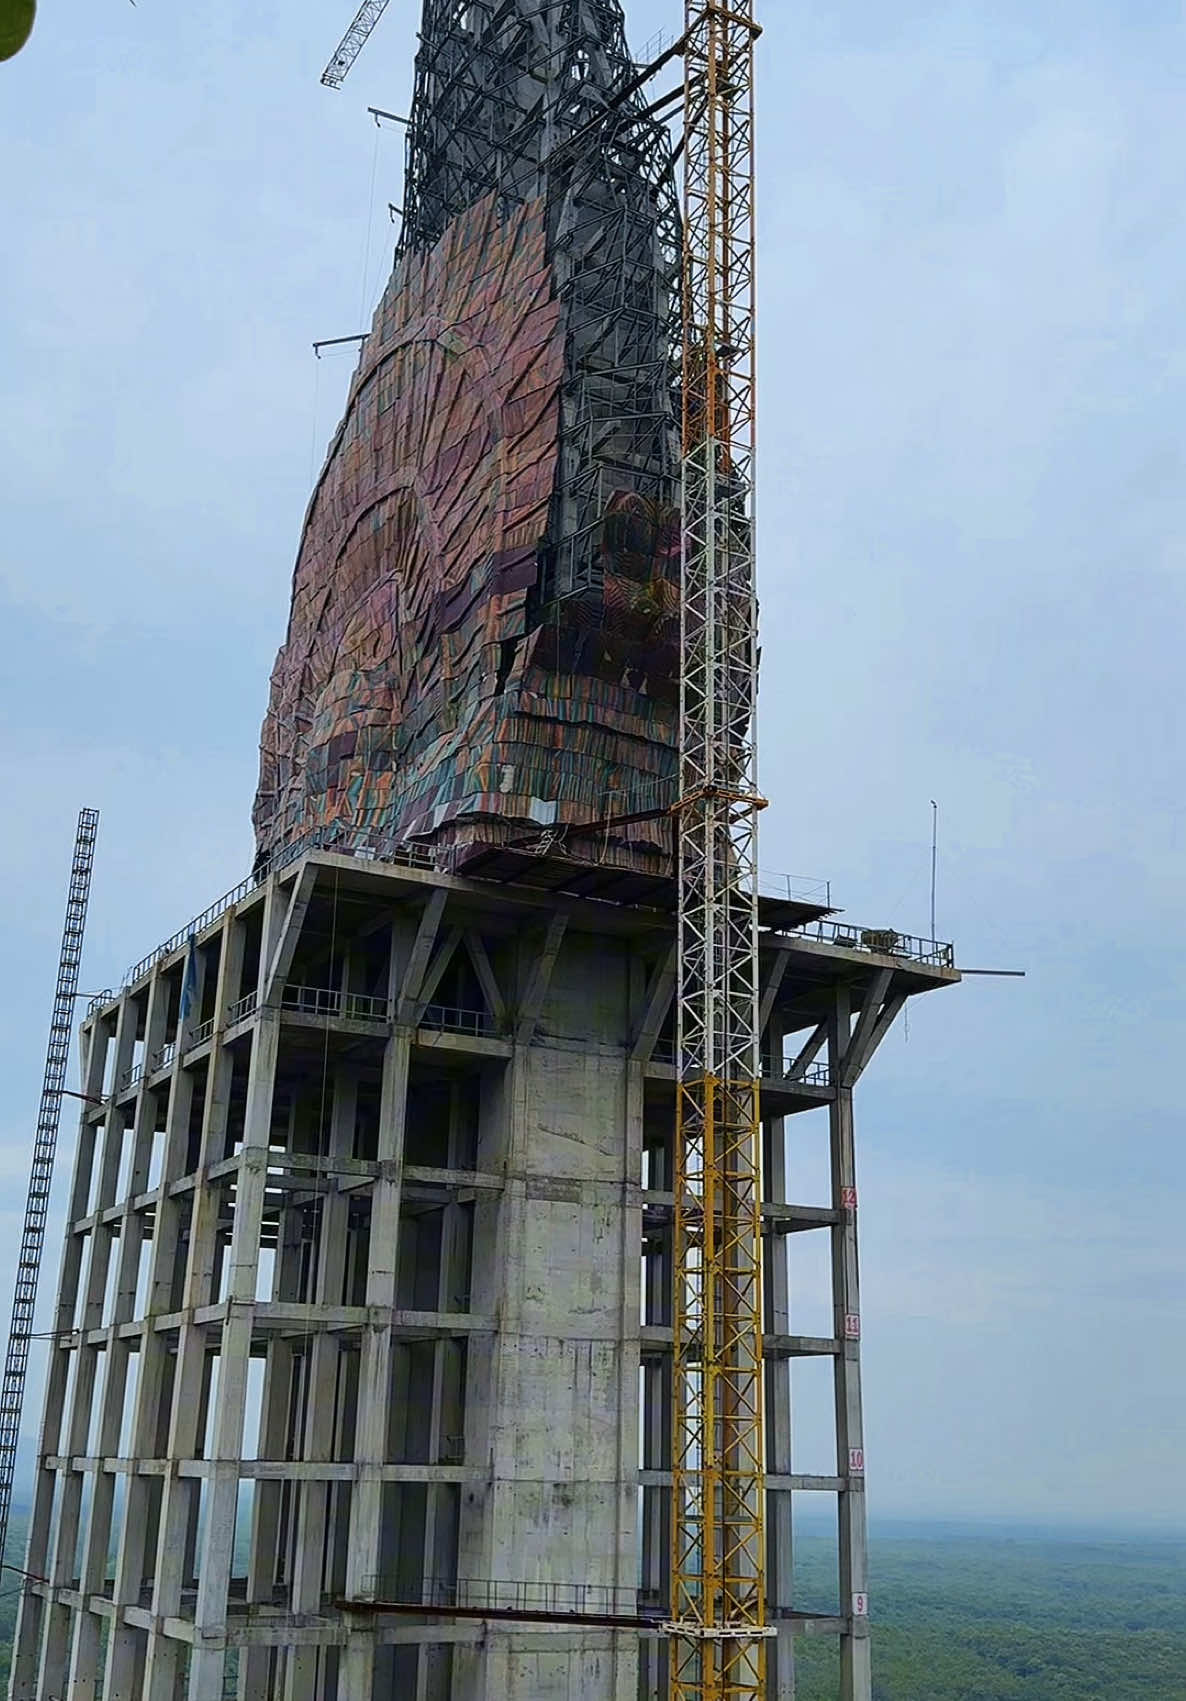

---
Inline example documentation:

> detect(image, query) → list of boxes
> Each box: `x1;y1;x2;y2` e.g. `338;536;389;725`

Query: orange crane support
668;5;769;1699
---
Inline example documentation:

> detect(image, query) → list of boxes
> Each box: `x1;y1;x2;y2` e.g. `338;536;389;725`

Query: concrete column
455;925;639;1701
188;1010;280;1701
286;1068;357;1701
73;974;171;1689
10;1013;110;1699
343;1024;410;1696
641;1074;672;1701
110;1021;196;1699
145;918;249;1701
239;1335;294;1701
415;1084;469;1701
143;1327;207;1700
611;1057;645;1701
37;991;136;1699
65;1381;123;1700
242;1025;313;1701
763;1117;795;1701
828;992;871;1701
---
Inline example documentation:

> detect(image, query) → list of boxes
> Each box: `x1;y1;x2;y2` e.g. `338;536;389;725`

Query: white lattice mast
0;808;99;1576
669;5;768;1700
321;0;394;86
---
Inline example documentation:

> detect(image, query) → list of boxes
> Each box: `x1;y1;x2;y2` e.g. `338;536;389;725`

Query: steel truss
0;807;99;1575
321;0;396;87
670;5;766;1699
398;1;682;612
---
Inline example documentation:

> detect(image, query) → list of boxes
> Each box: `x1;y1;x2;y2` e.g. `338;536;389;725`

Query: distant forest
1;1519;1182;1696
0;1516;21;1692
794;1524;1186;1700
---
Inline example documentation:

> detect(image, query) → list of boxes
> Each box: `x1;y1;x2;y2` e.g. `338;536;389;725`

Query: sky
1;0;1184;1532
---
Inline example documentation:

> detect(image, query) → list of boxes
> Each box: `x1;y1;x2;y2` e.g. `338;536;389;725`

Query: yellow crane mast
669;5;770;1700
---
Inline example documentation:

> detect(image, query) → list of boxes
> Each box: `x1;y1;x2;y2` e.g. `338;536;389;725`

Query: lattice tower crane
0;808;99;1578
321;0;394;86
668;5;769;1699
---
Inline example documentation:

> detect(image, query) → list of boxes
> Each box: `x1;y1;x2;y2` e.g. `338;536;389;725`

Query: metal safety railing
419;1004;495;1038
114;828;437;999
794;918;955;969
356;1575;651;1621
774;1060;831;1090
150;1040;175;1074
227;990;259;1026
756;871;832;907
281;985;392;1023
770;1058;829;1089
91;820;867;1024
124;991;497;1059
116;1060;144;1093
650;1039;832;1089
638;27;679;68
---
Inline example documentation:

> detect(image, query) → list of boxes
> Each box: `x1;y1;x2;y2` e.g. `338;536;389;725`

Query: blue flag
179;933;198;1026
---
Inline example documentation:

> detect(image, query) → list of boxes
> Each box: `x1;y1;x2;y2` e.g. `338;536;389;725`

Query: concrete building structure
9;4;962;1696
10;843;956;1699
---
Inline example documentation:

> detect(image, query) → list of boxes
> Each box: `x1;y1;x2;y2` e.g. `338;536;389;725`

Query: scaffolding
0;808;99;1575
398;1;682;606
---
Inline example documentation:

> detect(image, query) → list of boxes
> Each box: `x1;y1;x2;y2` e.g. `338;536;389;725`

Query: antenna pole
930;799;938;942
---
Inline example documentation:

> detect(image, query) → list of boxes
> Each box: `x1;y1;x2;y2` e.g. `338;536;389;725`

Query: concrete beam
758;946;792;1038
464;929;507;1025
396;890;447;1025
416;925;465;1015
262;864;319;1006
840;969;892;1087
515;912;567;1044
631;945;676;1063
785;1019;828;1081
845;988;908;1087
639;1326;838;1358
